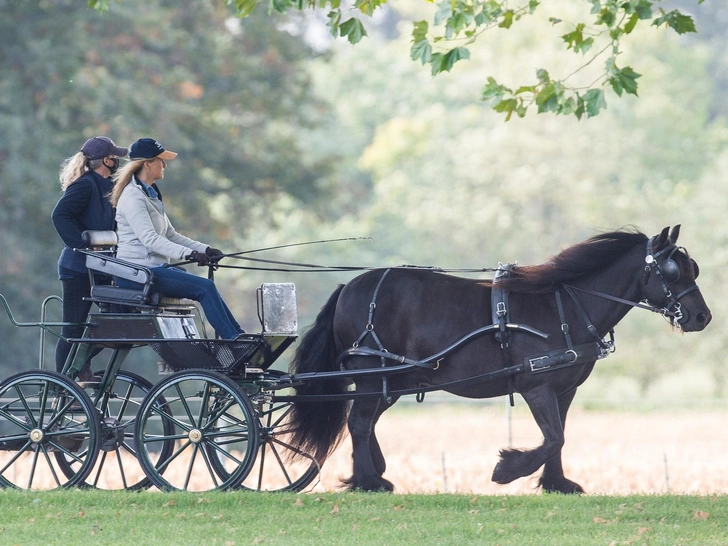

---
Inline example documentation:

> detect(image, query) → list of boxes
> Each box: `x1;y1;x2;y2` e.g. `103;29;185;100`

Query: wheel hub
188;429;203;444
29;429;44;443
100;417;125;452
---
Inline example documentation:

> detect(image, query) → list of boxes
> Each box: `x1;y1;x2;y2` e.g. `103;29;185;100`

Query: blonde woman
52;136;128;377
111;138;244;339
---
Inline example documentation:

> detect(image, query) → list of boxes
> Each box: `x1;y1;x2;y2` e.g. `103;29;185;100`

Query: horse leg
539;388;584;494
369;396;398;477
492;386;565;485
343;396;394;492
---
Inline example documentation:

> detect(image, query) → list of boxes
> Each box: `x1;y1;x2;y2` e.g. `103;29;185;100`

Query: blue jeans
116;267;243;339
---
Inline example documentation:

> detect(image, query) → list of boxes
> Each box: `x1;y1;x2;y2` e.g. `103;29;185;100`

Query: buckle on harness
529;355;551;372
496;301;507;317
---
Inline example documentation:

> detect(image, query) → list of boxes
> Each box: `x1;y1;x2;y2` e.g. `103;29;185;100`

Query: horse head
641;225;711;332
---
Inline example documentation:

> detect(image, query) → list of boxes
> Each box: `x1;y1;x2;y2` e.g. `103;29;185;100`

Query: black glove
205;246;225;263
186;250;210;266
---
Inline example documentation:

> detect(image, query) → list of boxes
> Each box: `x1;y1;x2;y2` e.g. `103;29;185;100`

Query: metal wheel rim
134;369;259;491
0;371;100;490
55;370;174;490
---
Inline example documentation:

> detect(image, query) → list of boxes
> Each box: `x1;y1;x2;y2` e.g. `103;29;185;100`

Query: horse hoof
540;478;585;494
491;461;515;485
343;476;395;492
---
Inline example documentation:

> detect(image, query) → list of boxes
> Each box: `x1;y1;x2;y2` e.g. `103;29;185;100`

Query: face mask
106;157;120;174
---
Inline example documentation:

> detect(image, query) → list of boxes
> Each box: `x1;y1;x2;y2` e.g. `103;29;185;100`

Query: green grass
0;491;726;545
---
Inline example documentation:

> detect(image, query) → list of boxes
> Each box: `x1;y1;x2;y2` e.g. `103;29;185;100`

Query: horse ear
655;226;670;249
669;224;681;244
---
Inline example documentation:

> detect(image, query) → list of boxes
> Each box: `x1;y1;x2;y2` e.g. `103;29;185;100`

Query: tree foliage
0;0;329;373
91;0;709;120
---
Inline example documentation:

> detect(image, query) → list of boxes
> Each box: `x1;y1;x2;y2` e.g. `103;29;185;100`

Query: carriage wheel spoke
146;402;190;433
0;405;32;431
13;385;37;429
183;444;200;490
156;440;192;474
91;451;109;487
198;443;220;488
115;449;129;489
176;384;197;425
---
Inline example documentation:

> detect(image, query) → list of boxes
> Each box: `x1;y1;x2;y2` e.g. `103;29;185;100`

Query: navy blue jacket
52;171;115;278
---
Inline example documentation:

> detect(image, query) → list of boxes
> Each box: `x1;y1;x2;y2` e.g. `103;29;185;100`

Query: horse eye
691;259;700;279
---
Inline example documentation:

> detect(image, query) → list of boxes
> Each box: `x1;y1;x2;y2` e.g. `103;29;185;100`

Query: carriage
0;225;711;493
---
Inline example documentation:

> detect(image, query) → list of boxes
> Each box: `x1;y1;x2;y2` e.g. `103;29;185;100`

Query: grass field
1;490;727;545
1;406;728;544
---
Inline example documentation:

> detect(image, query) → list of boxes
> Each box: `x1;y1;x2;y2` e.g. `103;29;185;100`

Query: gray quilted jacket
115;178;208;267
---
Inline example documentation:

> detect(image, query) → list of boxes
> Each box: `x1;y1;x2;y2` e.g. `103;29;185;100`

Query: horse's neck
571;250;644;332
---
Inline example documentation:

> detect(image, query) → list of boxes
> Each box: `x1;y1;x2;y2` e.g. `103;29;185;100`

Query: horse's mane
487;228;648;294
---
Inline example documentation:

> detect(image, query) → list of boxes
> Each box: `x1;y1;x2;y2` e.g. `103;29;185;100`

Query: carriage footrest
149;334;296;374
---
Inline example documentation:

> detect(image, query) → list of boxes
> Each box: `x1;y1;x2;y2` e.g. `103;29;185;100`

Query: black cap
81;136;128;160
129;138;178;160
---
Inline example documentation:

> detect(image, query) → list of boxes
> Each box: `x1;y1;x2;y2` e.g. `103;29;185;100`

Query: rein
561;284;680;317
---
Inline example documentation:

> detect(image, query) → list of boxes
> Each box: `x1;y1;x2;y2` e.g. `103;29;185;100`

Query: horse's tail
288;284;350;464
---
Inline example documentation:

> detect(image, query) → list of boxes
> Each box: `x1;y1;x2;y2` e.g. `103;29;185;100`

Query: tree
92;0;708;120
0;0;330;373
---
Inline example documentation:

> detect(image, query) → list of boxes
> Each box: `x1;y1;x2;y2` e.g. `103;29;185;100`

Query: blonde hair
59;152;88;191
109;158;148;206
59;152;106;191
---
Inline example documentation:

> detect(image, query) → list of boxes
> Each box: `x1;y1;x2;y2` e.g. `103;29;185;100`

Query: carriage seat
79;230;194;311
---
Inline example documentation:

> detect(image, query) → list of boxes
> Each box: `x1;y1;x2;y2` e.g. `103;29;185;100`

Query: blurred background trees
0;0;725;405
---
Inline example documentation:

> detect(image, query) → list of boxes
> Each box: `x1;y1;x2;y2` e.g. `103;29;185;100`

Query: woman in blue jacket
110;138;244;340
52;136;128;378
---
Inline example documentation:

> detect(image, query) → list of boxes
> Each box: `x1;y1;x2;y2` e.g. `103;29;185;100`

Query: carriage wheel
207;370;320;491
55;370;174;490
134;370;259;491
0;370;100;490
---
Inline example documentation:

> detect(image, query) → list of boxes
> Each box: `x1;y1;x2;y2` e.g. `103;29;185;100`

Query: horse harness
492;264;615;406
338;235;699;405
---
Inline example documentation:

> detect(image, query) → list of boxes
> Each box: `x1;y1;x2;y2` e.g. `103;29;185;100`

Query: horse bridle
564;236;700;327
642;236;700;325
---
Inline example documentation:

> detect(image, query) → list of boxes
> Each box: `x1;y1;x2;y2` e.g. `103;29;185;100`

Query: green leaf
410;21;431;64
561;24;594;54
431;47;470;74
536;68;550;84
410;34;432;64
562;24;585;50
608;65;641;96
624;12;639;34
596;7;616;27
499;10;514;29
445;11;474;39
355;0;385;17
339;17;367;44
434;0;452;26
269;0;292;14
326;9;341;37
535;82;561;113
412;20;428;43
88;0;110;11
481;77;512;101
232;0;263;17
651;10;696;34
528;1;540;14
584;88;607;117
575;37;593;54
634;0;653;19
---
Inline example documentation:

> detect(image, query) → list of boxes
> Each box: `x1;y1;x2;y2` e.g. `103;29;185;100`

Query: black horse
287;226;711;493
